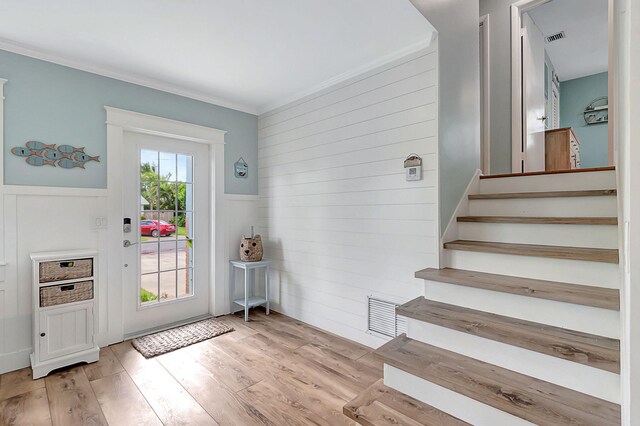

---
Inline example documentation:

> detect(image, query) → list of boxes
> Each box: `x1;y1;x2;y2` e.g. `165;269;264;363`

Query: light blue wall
560;72;609;168
411;0;481;230
0;49;258;194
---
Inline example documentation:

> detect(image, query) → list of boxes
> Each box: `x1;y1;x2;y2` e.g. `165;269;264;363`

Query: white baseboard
0;348;31;374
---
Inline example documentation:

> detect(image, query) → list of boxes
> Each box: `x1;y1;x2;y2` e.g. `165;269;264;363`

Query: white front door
122;132;210;336
522;13;546;172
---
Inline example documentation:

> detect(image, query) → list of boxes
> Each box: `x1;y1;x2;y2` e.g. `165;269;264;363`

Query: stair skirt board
423;280;620;339
457;222;618;249
444;250;620;288
478;170;616;193
385;365;534;426
405;318;620;402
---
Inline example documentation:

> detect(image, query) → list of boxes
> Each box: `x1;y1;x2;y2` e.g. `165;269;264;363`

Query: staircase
343;168;621;425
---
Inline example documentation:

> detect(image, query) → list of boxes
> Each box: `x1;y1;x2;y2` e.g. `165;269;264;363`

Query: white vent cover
367;297;408;338
545;31;566;43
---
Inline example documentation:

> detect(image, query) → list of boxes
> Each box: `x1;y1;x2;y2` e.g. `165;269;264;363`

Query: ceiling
528;0;608;82
0;1;435;114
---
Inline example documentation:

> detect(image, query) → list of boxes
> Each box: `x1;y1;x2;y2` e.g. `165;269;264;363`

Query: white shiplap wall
258;43;439;347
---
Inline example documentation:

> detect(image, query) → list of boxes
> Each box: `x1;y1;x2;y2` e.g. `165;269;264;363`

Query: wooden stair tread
443;240;619;264
457;216;618;225
398;297;620;372
414;267;620;310
343;379;469;426
375;335;621;425
469;189;617;200
480;166;616;179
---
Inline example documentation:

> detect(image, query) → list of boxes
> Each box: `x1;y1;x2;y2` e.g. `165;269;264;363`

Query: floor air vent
367;297;408;338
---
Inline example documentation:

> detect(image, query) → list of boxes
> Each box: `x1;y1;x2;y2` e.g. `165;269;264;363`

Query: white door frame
510;0;550;173
105;107;226;343
511;0;615;172
480;14;491;175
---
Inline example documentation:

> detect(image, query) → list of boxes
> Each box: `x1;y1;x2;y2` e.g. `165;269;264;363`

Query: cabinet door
39;303;94;362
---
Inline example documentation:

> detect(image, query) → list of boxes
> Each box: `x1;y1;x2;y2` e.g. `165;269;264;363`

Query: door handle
538;116;547;122
123;240;138;248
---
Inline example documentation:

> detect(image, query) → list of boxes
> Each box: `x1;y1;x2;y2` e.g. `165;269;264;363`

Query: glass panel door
122;131;210;337
139;149;195;305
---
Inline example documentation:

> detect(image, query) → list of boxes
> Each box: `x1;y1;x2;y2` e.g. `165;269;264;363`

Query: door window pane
139;149;194;306
159;152;177;182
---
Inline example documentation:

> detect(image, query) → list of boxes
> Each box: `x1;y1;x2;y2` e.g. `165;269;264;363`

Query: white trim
0;78;6;187
0;38;257;115
440;169;482;265
256;37;436;115
224;193;259;202
1;185;108;197
0;348;32;375
510;0;550;173
105;107;226;344
104;107;226;144
480;15;491;175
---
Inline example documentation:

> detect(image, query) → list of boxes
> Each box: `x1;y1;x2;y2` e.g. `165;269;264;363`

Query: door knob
538;116;548;121
123;240;138;248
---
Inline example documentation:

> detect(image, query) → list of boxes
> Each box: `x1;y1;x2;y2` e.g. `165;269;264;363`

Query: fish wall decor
10;141;99;169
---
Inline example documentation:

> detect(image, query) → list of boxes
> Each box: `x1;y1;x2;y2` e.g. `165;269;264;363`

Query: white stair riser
406;319;620;403
423;280;620;338
384;365;534;426
458;222;618;249
468;197;617;217
444;249;620;288
479;171;616;194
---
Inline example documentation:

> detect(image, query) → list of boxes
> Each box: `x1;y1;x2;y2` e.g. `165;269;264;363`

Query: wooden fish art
41;149;72;160
72;152;100;163
26;155;55;167
11;147;40;157
26;141;56;151
57;145;85;154
11;141;97;169
57;158;85;169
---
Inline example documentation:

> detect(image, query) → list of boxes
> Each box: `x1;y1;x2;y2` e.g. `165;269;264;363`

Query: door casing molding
510;0;550;173
105;107;226;344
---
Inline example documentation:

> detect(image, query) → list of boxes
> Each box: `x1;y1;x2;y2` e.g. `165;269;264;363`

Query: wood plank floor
0;309;381;426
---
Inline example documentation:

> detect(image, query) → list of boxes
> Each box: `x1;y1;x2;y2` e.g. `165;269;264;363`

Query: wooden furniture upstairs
545;127;581;171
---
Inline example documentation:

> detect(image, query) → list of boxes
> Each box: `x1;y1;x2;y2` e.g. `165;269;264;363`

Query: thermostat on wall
404;154;422;181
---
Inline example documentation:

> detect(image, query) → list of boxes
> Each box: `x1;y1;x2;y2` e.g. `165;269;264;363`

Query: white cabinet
30;250;99;379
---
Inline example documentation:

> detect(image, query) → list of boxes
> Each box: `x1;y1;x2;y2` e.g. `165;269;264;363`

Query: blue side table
229;259;270;321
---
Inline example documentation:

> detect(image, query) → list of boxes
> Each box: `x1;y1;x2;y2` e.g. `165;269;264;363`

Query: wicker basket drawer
40;281;93;307
39;258;93;283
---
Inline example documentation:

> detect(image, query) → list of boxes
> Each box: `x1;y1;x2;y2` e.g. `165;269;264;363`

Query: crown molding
256;34;436;115
0;37;258;115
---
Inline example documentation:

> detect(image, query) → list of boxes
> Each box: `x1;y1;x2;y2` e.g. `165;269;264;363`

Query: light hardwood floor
0;309;382;426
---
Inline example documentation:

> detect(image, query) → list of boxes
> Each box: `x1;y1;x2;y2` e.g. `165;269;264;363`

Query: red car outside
140;220;176;237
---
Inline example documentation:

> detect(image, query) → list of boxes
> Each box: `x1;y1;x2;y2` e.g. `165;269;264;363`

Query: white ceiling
0;1;435;114
528;0;608;82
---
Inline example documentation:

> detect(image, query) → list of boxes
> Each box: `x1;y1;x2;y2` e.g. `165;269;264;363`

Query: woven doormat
132;318;234;358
